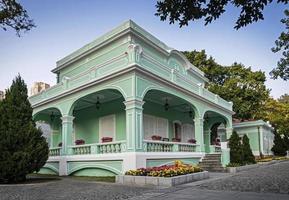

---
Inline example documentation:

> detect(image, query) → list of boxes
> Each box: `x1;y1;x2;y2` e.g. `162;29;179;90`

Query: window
99;115;116;142
173;122;182;139
143;114;168;140
181;124;195;143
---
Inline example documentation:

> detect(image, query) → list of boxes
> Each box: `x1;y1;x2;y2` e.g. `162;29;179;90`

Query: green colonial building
30;20;234;176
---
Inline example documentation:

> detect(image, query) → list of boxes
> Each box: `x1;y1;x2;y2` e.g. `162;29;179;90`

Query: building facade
30;82;50;96
218;120;274;157
29;20;234;176
0;90;4;101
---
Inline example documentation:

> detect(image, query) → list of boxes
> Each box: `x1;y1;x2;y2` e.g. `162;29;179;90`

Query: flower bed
125;161;202;177
117;161;208;187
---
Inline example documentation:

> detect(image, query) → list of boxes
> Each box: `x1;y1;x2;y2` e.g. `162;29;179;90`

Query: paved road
1;161;289;200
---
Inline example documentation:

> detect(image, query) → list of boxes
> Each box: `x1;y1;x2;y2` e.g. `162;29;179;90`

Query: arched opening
143;89;198;143
203;110;230;153
70;89;125;145
33;108;62;148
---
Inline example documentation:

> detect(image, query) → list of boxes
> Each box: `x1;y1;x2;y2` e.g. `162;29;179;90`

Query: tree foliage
0;0;35;36
271;10;289;81
271;133;287;156
155;0;288;29
261;98;289;136
156;1;289;80
183;50;270;120
278;93;289;104
0;75;48;183
242;135;256;164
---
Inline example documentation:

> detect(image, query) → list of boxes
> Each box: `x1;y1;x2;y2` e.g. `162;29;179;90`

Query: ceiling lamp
50;111;55;122
95;97;101;110
164;98;169;111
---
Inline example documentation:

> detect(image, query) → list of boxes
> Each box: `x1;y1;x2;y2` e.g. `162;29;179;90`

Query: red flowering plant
101;137;113;143
75;139;85;145
188;138;196;144
125;160;203;177
151;135;162;141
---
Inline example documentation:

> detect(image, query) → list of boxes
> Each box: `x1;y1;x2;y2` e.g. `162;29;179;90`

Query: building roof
233;120;274;131
51;20;208;82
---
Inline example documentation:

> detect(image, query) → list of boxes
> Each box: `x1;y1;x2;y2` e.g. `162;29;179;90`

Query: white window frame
99;114;116;143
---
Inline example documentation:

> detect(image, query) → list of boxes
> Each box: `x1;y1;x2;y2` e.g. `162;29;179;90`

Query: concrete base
116;171;209;187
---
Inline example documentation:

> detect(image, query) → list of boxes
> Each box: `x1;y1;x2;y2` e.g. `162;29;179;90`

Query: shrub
0;75;49;183
228;131;243;164
271;133;287;156
242;135;256;164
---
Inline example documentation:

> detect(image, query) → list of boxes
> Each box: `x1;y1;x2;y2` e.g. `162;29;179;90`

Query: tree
278;93;289;104
155;1;289;80
242;135;256;164
271;10;289;81
271;133;287;156
0;75;48;183
0;0;35;36
261;98;289;137
183;50;270;120
228;131;243;164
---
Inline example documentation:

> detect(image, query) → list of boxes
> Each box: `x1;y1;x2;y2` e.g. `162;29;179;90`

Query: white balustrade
49;147;61;156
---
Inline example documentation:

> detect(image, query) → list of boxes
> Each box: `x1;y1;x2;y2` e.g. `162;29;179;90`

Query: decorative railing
49;147;61;156
144;140;174;152
143;140;199;152
72;144;91;155
179;144;198;152
68;140;126;155
97;140;126;154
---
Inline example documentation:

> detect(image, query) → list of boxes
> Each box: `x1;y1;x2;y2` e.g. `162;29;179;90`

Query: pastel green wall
74;98;126;143
71;168;116;177
37;168;58;175
58;36;129;82
234;126;260;152
146;158;201;167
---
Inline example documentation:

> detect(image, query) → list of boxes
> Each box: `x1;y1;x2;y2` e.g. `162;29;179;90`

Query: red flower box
75;139;85;145
151;135;162;141
188;138;196;144
172;138;181;142
102;137;113;143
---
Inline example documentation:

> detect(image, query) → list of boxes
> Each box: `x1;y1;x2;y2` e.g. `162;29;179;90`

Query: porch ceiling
73;90;123;111
144;90;193;113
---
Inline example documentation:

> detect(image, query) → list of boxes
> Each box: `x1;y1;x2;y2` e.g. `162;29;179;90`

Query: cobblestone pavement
1;161;289;200
197;161;289;194
0;177;151;200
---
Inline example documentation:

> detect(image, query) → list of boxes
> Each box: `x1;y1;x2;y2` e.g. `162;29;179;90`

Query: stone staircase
199;153;226;172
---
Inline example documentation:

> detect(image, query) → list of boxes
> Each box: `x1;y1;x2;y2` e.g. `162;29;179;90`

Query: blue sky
0;0;288;98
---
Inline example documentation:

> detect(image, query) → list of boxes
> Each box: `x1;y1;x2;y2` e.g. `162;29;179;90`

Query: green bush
242;135;256;164
228;131;243;163
0;75;49;183
271;133;287;156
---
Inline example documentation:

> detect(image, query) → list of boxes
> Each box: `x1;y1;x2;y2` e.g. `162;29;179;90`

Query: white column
61;115;75;155
194;118;205;152
124;99;144;152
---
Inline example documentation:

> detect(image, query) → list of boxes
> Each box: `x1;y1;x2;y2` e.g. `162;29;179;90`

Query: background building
30;82;50;96
0;90;5;101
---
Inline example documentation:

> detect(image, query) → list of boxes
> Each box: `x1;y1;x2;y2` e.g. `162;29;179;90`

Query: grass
70;176;115;182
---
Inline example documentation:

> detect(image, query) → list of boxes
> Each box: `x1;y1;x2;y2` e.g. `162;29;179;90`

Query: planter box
116;171;209;187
